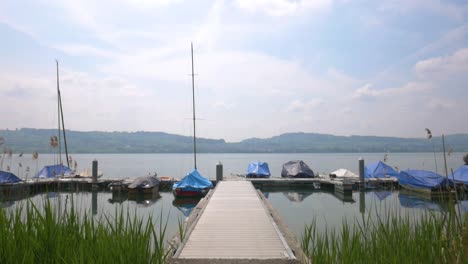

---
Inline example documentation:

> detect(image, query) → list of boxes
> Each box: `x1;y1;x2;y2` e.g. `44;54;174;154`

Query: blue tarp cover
33;164;74;178
247;161;271;178
0;170;21;184
397;169;448;190
365;161;400;178
452;165;468;185
172;169;213;191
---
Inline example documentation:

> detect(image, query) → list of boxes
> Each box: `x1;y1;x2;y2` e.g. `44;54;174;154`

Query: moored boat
246;161;271;178
397;169;451;195
32;164;74;179
172;169;212;198
128;175;160;195
0;170;22;184
364;161;400;179
281;160;315;178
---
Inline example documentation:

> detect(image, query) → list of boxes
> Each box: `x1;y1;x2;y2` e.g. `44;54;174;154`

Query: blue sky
1;0;467;141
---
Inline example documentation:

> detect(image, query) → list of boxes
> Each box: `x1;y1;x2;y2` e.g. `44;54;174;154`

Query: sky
1;0;468;142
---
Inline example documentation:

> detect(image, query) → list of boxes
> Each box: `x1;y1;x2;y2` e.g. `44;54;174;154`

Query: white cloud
234;0;332;16
353;82;431;100
379;0;467;21
414;48;468;78
287;98;323;112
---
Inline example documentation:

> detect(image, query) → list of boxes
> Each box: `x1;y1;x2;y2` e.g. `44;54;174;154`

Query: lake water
2;153;467;241
6;152;466;180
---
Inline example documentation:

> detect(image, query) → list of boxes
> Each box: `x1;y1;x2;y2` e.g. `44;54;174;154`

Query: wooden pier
171;181;301;263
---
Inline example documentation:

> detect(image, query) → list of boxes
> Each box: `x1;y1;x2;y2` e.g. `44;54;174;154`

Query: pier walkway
173;181;297;262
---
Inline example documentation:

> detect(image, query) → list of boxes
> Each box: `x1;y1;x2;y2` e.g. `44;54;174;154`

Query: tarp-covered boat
173;169;213;198
365;161;400;178
128;175;160;194
397;169;450;193
330;168;358;178
281;160;315;178
33;164;74;178
0;170;22;184
247;161;271;178
452;165;468;185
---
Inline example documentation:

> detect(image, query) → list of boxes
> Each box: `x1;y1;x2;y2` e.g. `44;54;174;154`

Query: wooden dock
172;181;299;263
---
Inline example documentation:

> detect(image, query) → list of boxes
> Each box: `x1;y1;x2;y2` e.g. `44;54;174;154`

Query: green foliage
0;199;170;264
302;207;468;264
2;128;468;153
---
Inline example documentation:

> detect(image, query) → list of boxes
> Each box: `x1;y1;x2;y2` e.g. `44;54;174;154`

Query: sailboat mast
56;60;62;166
191;42;197;170
56;60;70;168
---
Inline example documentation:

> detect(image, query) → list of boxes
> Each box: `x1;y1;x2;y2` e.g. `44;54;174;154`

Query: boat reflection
372;190;392;201
282;192;312;202
127;192;161;208
108;192;128;204
398;191;451;212
173;197;201;217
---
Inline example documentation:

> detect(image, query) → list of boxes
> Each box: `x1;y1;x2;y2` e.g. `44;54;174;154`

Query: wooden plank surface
178;181;295;259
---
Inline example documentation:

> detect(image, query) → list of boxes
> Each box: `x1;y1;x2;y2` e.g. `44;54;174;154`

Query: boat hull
173;188;209;198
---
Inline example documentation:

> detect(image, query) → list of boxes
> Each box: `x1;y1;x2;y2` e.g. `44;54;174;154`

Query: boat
396;169;451;195
76;168;104;178
0;170;22;184
364;161;400;179
172;43;213;198
330;168;358;178
33;164;74;179
452;165;468;187
173;169;212;197
128;175;160;195
34;60;74;179
281;160;315;178
246;161;271;178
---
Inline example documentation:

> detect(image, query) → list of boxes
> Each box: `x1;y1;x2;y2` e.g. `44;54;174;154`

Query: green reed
302;205;467;264
0;198;170;264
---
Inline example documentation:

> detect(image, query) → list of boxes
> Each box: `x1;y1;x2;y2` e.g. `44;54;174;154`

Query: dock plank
177;181;295;260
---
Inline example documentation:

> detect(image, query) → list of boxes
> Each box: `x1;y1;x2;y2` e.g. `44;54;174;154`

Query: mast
191;42;197;170
56;60;70;168
56;60;62;166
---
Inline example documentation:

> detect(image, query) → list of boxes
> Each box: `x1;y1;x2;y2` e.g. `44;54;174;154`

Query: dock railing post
359;158;365;190
216;162;223;182
92;159;98;183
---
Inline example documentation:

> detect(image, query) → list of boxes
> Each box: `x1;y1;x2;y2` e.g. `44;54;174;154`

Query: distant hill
0;128;467;154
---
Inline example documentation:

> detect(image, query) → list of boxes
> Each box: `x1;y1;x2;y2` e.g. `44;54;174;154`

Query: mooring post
359;158;365;190
216;161;223;182
92;159;98;183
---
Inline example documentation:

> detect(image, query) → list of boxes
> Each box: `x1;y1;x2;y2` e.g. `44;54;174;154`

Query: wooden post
216;162;223;182
92;159;98;183
359;158;365;190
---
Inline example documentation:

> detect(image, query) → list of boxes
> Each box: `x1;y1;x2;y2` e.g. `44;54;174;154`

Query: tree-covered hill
0;128;467;154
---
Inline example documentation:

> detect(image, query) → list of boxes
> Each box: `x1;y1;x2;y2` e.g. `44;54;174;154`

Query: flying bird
425;128;432;139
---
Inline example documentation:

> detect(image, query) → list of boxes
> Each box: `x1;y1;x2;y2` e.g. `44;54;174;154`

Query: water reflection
282;192;312;202
108;192;128;204
372;191;392;201
398;192;457;212
127;192;161;208
172;197;201;217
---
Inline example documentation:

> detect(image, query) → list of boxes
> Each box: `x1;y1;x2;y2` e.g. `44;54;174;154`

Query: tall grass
0;198;170;264
302;206;467;264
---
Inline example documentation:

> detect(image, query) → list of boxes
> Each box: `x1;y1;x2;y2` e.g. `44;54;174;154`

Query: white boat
77;168;103;178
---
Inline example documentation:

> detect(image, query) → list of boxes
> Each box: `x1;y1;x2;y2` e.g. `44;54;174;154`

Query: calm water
6;152;466;180
2;153;467;240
